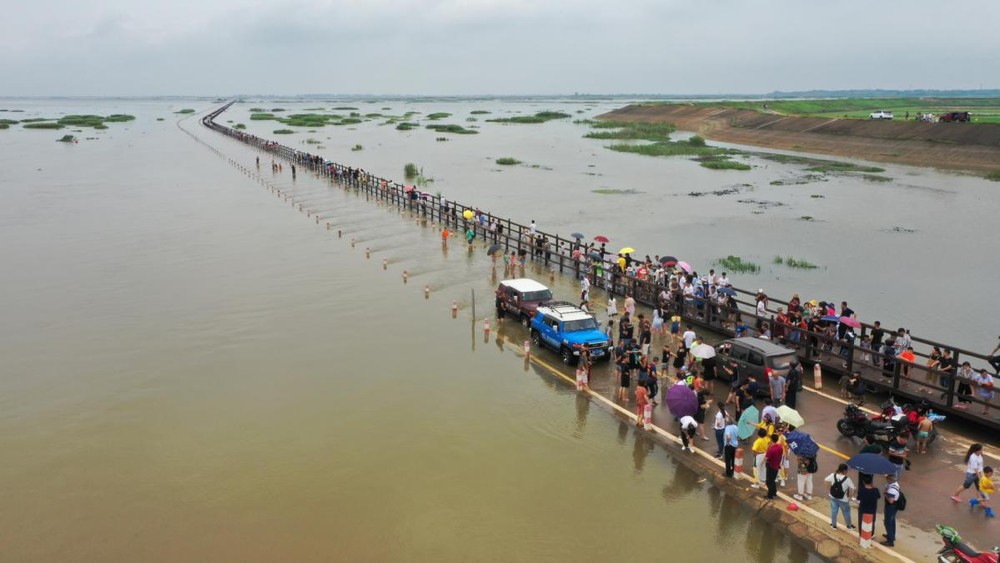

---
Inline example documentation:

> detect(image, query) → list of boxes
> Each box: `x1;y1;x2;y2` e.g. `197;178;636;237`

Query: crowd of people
212;111;1000;553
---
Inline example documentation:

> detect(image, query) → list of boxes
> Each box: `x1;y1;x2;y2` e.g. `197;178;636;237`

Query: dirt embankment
599;104;1000;174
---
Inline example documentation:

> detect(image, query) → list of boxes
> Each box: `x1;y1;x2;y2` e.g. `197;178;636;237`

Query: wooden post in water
471;288;476;323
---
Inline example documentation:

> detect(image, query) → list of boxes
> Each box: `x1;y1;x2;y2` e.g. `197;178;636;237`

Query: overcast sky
4;0;999;96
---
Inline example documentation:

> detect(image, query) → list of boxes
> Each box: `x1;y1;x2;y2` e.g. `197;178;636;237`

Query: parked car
530;302;611;365
869;110;894;120
939;111;971;123
496;278;554;326
716;337;798;390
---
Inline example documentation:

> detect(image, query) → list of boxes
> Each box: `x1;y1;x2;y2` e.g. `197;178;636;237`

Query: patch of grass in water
396;122;419;131
425;124;477;134
250;107;265;112
0;119;18;126
21;118;54;123
584;121;675;142
487;111;571;124
233;123;246;129
305;138;320;144
470;110;491;114
985;170;1000;182
861;174;892;182
351;144;363;151
426;112;451;120
800;216;814;221
156;118;165;121
810;194;825;198
609;141;732;158
404;163;420;179
700;159;751;171
175;109;196;114
23;122;64;129
714;255;760;274
592;188;640;195
333;106;358;110
773;256;784;265
273;129;294;134
784;257;819;269
495;157;521;165
250;113;276;120
337;117;363;125
57;134;75;143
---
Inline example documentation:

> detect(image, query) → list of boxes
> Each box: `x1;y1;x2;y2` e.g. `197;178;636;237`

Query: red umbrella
840;316;861;329
403;185;416;193
593;235;610;243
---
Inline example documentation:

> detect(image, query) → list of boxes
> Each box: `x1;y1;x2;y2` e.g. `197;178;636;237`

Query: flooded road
0;100;818;561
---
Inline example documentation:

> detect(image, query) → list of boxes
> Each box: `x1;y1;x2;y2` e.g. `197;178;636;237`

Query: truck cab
530;302;612;365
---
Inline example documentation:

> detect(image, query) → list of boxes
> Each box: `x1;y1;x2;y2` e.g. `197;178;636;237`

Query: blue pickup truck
529;303;612;365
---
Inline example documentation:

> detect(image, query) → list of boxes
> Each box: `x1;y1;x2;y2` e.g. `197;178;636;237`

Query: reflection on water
0;99;821;562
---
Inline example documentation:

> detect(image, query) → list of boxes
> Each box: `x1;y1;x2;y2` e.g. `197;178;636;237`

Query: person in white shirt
953;443;985;501
528;220;536;234
679;415;698;452
683;326;697;349
718;273;730;287
712;402;727;458
825;464;856;530
580;275;591;301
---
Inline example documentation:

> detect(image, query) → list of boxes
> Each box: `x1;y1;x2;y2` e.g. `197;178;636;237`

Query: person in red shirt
765;434;784;499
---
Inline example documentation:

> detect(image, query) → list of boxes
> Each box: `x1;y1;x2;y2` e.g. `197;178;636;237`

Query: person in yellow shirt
751;428;769;489
972;466;996;518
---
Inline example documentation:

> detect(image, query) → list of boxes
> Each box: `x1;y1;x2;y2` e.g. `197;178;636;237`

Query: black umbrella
487;244;502;256
659;255;678;266
846;453;897;475
571;232;585;240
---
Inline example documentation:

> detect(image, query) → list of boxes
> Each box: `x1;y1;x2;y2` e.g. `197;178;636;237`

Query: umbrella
717;287;737;297
737;405;760;440
847;453;898;475
571;232;584;240
619;246;635;255
776;405;805;428
784;431;819;458
462;209;475;220
403;185;416;193
420;191;433;200
587;251;602;260
487;243;502;256
659;255;678;266
665;384;698;419
593;235;610;243
677;261;693;274
839;316;861;329
691;343;716;359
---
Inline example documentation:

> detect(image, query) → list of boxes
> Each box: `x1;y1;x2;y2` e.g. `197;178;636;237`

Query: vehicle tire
520;314;530;327
531;331;542;348
836;419;855;438
927;428;938;445
561;347;575;366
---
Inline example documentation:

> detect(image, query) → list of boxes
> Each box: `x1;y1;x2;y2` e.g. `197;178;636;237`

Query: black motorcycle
836;403;908;444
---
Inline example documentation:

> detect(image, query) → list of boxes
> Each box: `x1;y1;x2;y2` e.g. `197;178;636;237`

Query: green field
689;98;1000;123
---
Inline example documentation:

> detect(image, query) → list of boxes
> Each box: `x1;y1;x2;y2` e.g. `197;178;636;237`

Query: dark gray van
717;337;798;383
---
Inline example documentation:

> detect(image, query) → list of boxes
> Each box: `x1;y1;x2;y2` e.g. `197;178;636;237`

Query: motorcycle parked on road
936;525;998;563
836;403;908;444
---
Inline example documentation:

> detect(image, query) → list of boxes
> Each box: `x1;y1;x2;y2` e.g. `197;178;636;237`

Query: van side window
748;351;765;366
730;346;748;362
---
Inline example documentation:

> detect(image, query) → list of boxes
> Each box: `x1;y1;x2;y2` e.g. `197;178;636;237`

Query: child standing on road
972;467;996;517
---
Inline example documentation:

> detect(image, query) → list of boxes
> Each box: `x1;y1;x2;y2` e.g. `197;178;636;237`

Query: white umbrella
691;343;716;359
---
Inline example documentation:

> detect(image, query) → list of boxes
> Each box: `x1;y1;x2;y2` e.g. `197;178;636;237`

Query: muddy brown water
0;99;826;561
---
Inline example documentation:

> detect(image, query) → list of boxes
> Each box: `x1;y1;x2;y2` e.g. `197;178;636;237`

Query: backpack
830;475;846;499
806;457;818;474
889;484;906;511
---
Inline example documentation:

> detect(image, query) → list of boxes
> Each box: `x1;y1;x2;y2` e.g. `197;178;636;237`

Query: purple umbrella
665;383;698;419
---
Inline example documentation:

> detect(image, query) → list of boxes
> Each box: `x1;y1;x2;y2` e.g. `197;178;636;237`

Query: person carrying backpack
824;463;856;530
882;473;905;547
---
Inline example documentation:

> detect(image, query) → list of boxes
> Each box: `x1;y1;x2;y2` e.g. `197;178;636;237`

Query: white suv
869;110;894;120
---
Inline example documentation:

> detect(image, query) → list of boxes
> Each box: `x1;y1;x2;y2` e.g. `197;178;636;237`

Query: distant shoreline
598;104;1000;175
